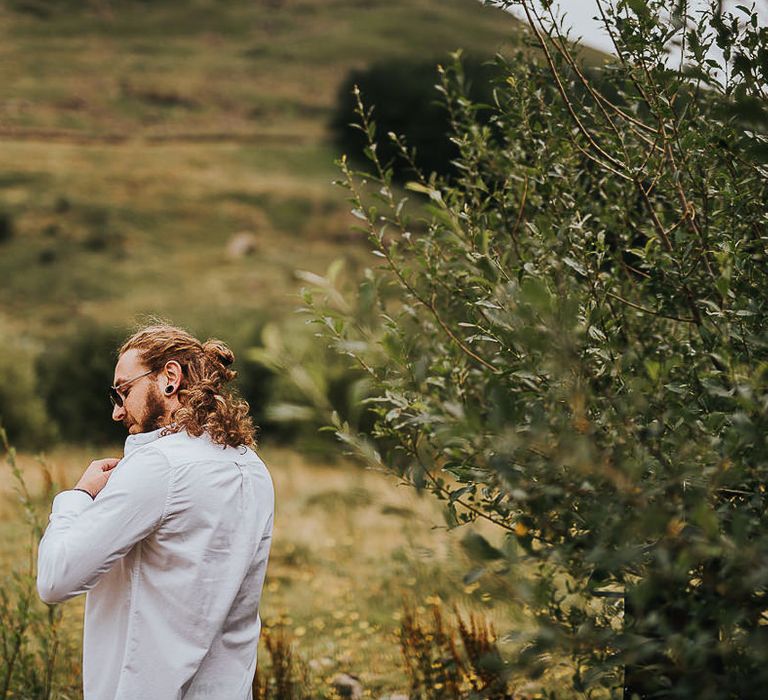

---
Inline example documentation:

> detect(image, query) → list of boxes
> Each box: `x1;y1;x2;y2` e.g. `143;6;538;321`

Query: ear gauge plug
165;386;175;395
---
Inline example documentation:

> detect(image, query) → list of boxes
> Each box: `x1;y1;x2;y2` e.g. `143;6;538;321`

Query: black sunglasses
109;369;154;408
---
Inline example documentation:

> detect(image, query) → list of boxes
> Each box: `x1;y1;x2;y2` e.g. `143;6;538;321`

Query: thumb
101;458;121;471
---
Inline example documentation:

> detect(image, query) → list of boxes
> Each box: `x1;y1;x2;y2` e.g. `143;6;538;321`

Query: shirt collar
123;425;170;457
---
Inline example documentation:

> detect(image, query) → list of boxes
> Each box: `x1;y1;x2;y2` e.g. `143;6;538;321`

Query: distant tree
37;324;127;445
331;56;500;181
0;334;55;448
0;211;14;244
291;0;768;696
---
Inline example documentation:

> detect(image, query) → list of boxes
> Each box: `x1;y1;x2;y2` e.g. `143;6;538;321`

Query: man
37;323;274;700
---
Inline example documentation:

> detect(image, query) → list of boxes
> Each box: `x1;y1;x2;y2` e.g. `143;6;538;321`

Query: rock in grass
308;656;334;672
226;231;259;259
332;673;363;699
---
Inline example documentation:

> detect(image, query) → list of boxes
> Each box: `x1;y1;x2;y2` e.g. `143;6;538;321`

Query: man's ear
163;360;183;395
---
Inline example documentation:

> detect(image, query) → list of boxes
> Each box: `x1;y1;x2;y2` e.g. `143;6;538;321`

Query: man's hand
75;458;121;499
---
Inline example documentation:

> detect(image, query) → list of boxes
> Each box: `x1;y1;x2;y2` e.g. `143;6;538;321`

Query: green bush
246;313;375;457
303;1;768;696
331;56;500;181
0;333;55;449
0;211;14;244
36;323;127;445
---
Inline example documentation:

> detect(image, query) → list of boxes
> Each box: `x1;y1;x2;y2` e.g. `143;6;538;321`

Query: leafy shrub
302;0;768;696
0;211;14;244
53;196;70;215
247;314;375;456
331;56;500;181
82;228;125;254
0;333;55;449
36;323;127;445
37;247;57;265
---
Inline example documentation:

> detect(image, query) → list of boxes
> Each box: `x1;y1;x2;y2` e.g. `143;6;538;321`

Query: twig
519;0;630;174
510;175;528;242
605;291;696;323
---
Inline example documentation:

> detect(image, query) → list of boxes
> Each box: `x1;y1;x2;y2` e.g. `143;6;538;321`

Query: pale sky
503;0;768;66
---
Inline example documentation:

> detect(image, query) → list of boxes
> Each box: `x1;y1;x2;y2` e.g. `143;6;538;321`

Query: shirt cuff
51;490;94;515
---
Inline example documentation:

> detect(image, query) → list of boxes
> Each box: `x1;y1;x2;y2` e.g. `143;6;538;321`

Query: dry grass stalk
400;601;514;700
253;627;311;700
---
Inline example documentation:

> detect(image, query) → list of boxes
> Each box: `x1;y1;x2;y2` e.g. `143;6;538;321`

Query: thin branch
519;0;630;174
661;203;694;239
570;134;634;182
662;141;718;282
605;290;697;323
341;167;501;376
640;141;670;197
634;181;703;324
540;1;661;152
410;437;518;534
511;174;528;242
594;0;662;126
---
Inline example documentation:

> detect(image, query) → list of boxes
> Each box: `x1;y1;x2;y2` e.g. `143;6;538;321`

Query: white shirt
37;427;274;700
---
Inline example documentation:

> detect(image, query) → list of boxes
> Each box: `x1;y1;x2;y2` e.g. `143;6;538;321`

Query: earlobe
163;360;183;395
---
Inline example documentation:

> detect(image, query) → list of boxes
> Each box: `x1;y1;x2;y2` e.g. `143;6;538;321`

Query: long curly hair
119;323;256;449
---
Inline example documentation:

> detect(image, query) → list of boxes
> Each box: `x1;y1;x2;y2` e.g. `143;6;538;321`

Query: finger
101;459;120;471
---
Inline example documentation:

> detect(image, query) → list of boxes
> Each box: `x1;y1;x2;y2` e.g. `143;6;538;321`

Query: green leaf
563;256;587;276
444;502;460;529
461;532;505;561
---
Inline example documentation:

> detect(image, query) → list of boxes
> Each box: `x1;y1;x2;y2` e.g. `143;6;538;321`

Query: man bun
202;339;235;368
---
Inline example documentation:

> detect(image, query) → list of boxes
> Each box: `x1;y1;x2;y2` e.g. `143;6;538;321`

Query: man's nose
112;403;125;422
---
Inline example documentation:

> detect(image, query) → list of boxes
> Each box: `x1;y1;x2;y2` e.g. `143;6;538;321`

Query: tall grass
400;603;513;699
253;628;313;700
0;427;78;700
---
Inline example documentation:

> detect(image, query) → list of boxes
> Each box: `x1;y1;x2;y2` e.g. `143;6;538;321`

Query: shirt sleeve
37;446;172;604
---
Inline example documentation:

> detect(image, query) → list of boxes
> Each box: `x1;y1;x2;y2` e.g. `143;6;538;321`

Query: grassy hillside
0;0;526;341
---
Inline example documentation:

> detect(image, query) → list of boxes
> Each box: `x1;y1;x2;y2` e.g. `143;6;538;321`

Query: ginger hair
119;323;256;449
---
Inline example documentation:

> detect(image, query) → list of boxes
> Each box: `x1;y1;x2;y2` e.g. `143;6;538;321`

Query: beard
123;384;167;434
